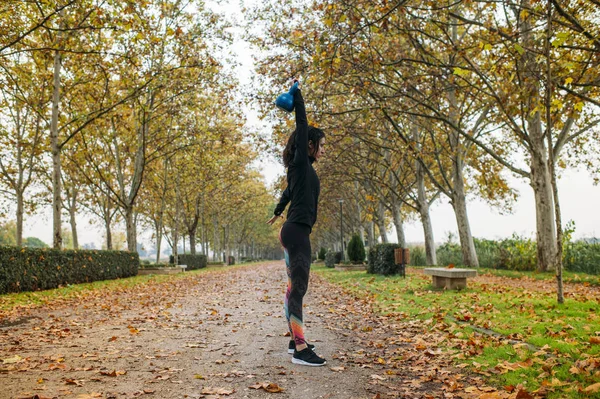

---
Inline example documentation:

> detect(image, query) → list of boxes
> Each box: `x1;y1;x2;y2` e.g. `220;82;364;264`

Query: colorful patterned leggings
279;221;312;346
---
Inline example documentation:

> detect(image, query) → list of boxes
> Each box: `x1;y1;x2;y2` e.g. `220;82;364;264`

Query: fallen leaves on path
249;382;285;392
200;387;235;395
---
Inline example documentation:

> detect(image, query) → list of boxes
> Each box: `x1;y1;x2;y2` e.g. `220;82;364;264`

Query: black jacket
274;89;320;230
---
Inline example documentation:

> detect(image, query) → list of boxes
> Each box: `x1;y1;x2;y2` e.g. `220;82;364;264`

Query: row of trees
0;1;279;261
249;0;599;290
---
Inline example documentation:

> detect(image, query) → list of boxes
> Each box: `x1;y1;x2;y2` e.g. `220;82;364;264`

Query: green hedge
368;243;402;275
367;246;377;273
430;236;600;274
0;246;139;295
169;254;207;270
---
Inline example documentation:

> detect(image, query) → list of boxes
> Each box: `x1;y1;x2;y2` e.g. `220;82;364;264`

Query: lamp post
339;199;344;261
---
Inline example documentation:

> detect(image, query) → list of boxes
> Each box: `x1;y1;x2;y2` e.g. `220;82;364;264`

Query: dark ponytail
283;129;297;168
282;126;325;168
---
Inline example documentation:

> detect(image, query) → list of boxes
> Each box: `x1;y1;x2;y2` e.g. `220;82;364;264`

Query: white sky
19;0;600;246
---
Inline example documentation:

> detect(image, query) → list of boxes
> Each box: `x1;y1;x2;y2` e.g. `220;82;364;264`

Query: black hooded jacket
274;89;320;230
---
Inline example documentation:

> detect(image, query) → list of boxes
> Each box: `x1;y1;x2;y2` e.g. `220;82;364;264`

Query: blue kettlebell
275;81;299;112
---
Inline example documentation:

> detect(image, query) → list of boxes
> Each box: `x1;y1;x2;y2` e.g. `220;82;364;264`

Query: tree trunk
367;220;375;247
544;1;563;302
172;227;179;265
201;195;206;256
51;48;62;249
189;231;196;255
530;139;557;272
446;13;478;267
16;190;24;246
105;218;113;250
376;201;388;243
212;215;219;262
354;181;365;244
125;206;136;252
225;225;230;260
451;192;477;266
392;201;406;247
104;195;113;250
412;123;436;265
518;0;556;272
419;201;436;266
154;219;161;263
69;203;79;250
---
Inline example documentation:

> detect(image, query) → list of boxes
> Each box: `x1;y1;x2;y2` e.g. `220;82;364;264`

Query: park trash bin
394;248;410;278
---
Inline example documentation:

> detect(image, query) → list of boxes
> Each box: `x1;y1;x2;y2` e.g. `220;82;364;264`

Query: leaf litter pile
1;261;595;398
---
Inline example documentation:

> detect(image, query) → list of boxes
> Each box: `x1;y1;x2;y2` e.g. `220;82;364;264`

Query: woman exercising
267;80;326;366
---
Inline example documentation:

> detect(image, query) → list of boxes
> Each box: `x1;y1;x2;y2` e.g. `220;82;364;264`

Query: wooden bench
423;268;477;290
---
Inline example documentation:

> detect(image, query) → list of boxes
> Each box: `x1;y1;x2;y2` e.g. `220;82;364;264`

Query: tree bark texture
51;48;62;249
392;201;406;247
367;221;375;247
376;201;388;243
16;191;24;247
68;189;79;249
518;0;557;272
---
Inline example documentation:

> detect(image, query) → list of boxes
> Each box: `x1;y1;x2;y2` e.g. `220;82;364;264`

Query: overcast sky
21;0;600;247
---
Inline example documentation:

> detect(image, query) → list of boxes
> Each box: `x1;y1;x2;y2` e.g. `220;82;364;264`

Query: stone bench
423;268;477;290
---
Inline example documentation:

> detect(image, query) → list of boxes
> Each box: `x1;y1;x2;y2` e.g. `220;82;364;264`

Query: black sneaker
292;347;326;366
288;340;315;354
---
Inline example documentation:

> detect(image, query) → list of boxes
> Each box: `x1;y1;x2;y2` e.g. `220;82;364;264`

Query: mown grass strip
313;265;600;398
0;261;266;313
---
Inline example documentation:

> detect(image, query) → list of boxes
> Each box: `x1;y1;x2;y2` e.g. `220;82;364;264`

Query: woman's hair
283;126;325;168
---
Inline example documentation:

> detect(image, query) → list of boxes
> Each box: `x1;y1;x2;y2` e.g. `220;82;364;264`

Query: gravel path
1;262;472;399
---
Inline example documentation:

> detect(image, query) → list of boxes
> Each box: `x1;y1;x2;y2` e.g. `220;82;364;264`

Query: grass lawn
0;261;265;314
313;265;600;398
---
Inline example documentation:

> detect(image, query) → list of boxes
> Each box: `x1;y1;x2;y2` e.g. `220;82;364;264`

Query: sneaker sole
291;357;327;367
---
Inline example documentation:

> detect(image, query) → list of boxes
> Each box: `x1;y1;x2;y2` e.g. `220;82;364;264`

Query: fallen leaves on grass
582;382;600;394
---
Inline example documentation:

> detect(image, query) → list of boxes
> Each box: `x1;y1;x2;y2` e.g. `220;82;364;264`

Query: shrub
325;252;335;268
368;243;402;275
436;241;463;267
497;234;537;271
473;238;501;268
367;246;377;273
334;251;343;264
169;254;207;270
23;237;49;248
325;251;341;268
318;247;327;260
564;241;600;275
0;246;139;295
347;235;366;264
408;246;427;266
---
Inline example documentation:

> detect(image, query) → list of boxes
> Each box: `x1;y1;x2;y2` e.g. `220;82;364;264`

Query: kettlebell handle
289;81;299;95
